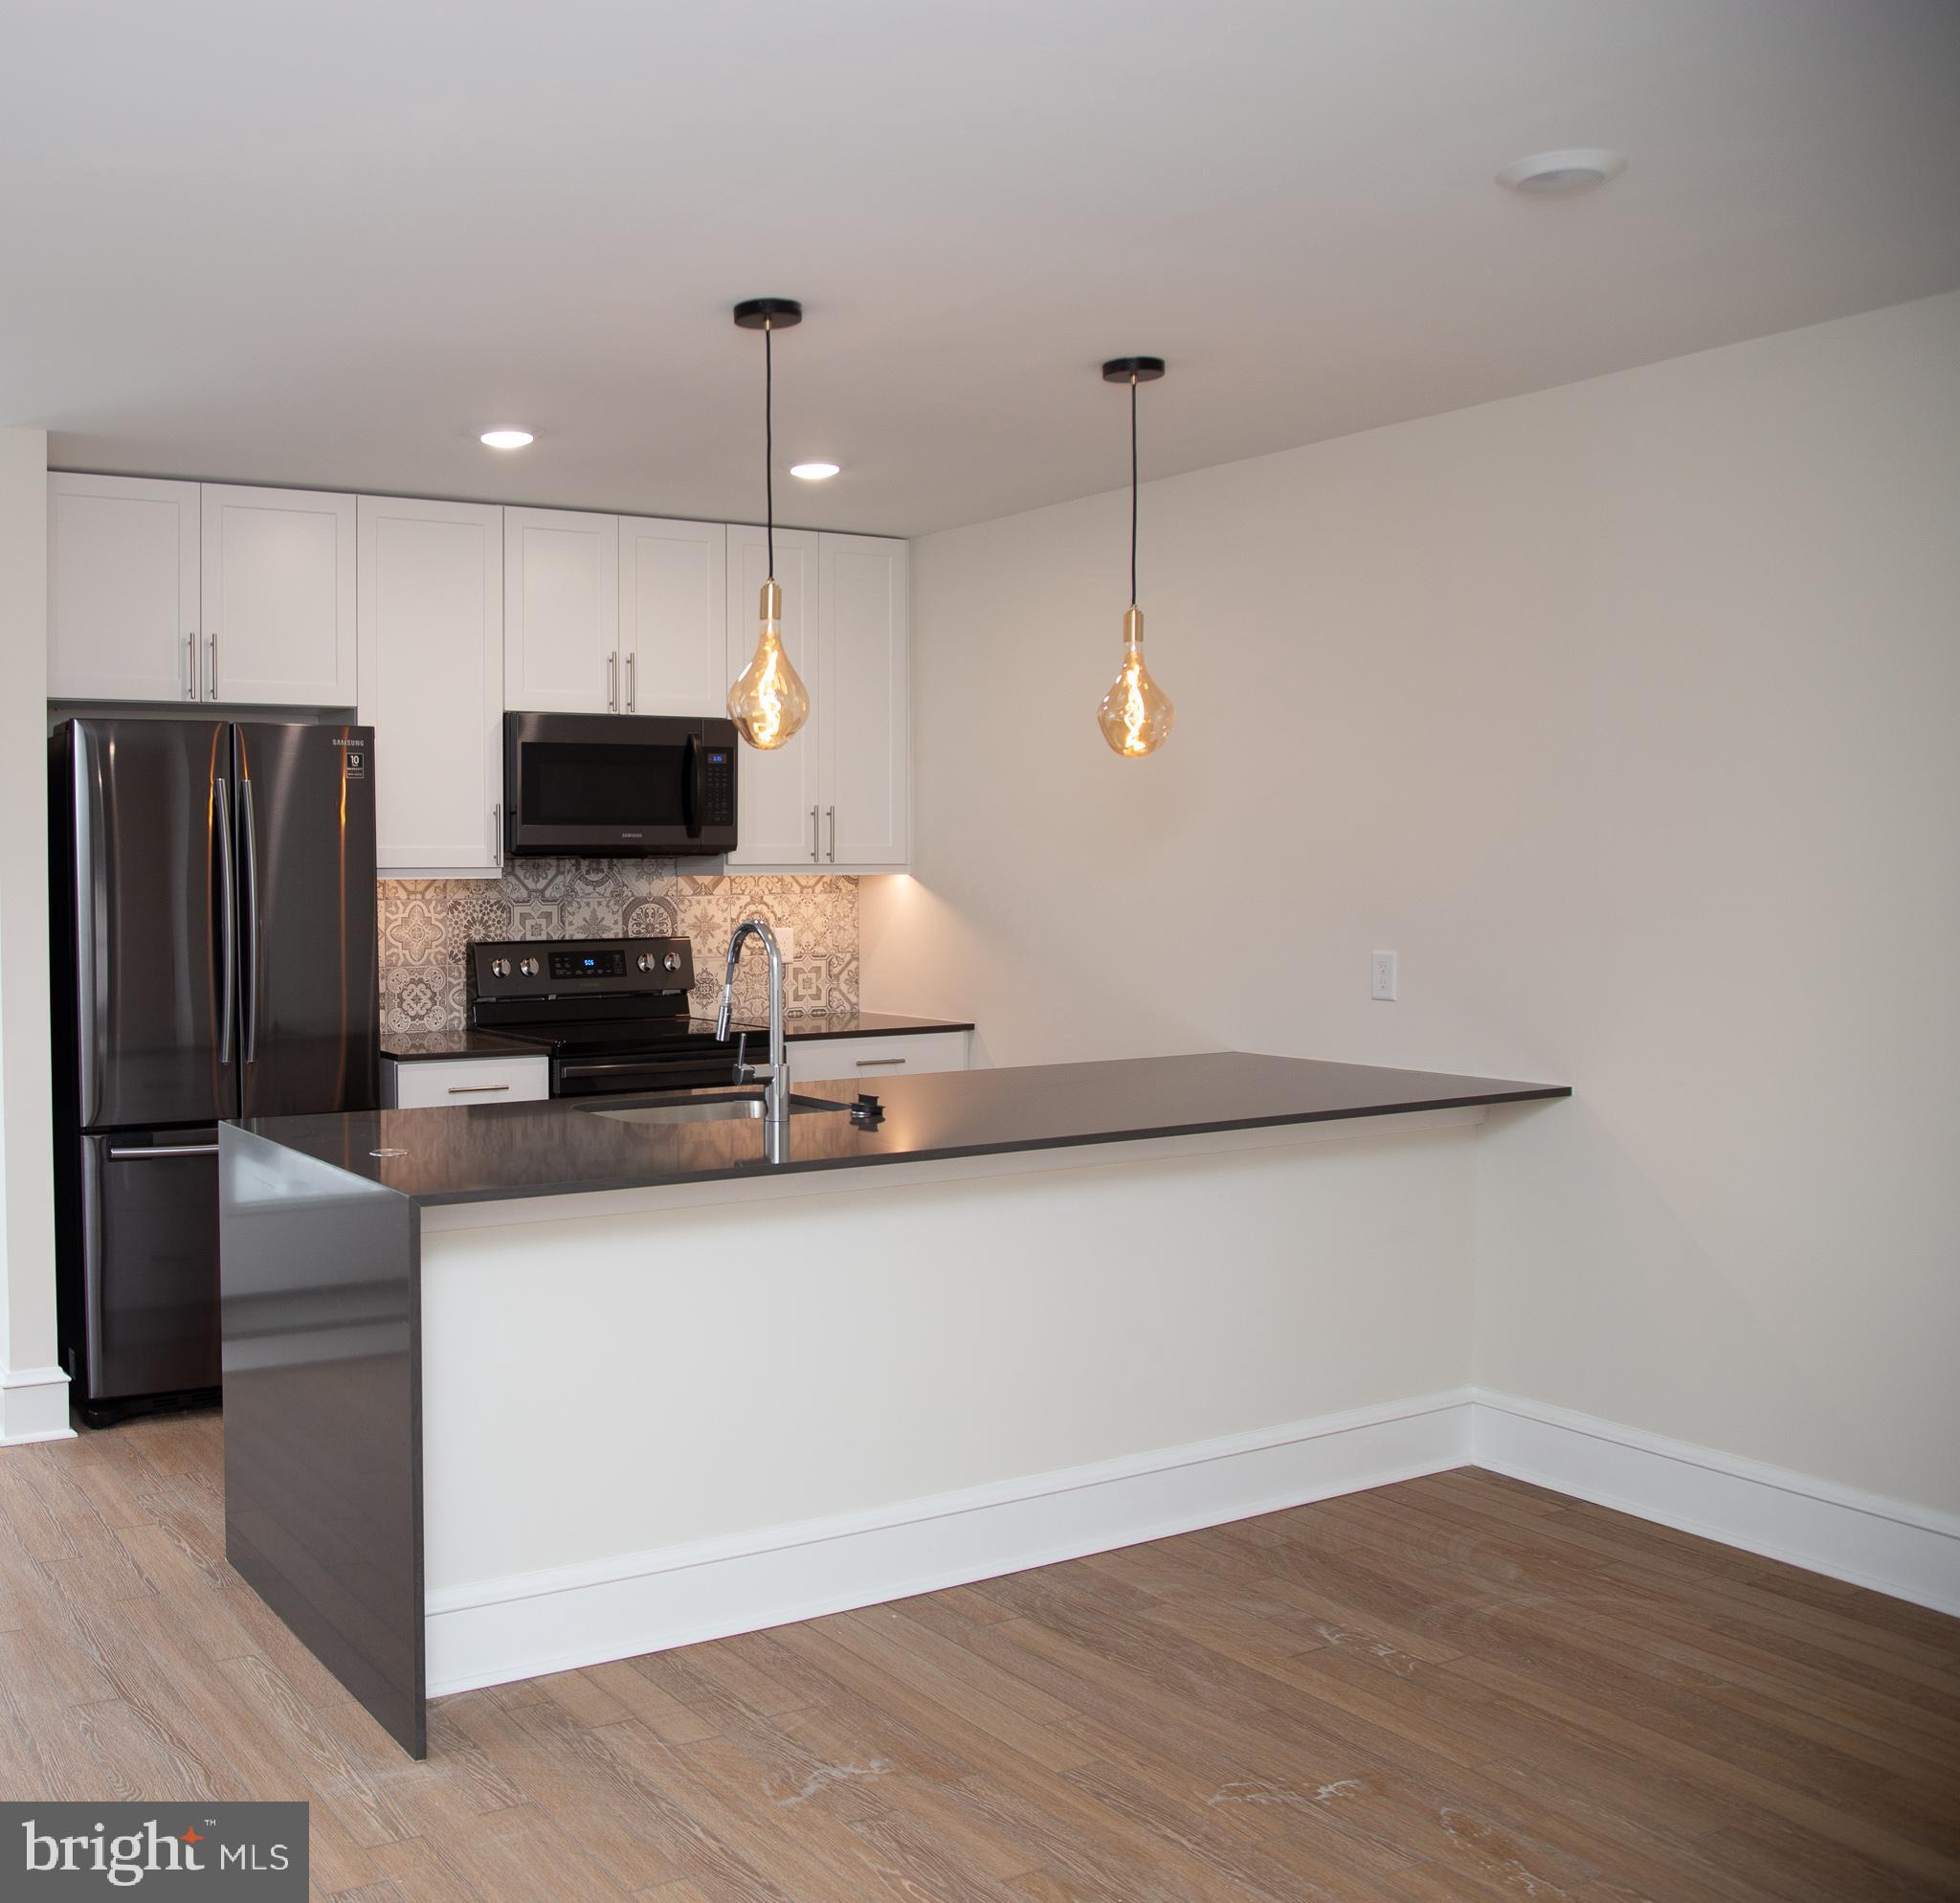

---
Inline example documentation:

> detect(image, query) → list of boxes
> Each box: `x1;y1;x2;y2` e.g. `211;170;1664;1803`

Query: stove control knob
636;952;655;973
519;956;541;978
490;957;511;979
662;952;681;973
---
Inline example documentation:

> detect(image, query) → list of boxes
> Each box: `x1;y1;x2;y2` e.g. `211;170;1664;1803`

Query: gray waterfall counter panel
219;1125;424;1757
219;1050;1569;1757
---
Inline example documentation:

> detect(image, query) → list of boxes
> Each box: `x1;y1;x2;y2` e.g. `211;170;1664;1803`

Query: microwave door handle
684;733;702;839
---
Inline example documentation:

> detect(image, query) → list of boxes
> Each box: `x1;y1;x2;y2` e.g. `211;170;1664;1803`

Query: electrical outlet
774;926;796;964
1370;950;1398;1001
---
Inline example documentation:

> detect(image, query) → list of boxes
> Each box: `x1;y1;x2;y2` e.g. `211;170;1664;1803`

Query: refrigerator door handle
212;776;237;1069
239;773;261;1065
74;729;107;1124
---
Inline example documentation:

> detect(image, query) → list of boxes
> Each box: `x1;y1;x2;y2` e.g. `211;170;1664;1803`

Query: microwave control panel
701;746;735;826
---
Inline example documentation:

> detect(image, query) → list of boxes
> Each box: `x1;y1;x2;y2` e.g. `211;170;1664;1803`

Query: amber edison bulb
727;578;810;750
1097;606;1175;758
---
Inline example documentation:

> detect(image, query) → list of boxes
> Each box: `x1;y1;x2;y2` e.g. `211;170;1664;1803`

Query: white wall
0;427;64;1442
863;292;1960;1516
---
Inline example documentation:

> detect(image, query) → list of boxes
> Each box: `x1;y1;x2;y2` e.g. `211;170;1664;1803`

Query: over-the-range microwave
503;711;739;858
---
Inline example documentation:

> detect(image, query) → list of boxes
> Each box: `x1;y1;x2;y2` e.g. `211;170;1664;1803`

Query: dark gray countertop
235;1052;1569;1208
379;1011;973;1062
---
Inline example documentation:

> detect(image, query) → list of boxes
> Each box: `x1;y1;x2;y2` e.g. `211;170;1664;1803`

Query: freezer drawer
79;1130;222;1404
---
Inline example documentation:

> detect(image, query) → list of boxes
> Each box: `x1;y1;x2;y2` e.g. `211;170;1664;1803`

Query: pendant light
1096;357;1175;758
726;298;812;750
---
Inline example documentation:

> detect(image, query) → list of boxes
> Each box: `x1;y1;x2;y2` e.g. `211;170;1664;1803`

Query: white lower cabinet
791;1031;969;1081
358;496;504;875
383;1054;550;1108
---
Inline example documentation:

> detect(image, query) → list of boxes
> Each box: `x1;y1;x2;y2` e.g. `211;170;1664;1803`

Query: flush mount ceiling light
1496;148;1627;194
725;299;812;751
1095;357;1175;760
479;428;534;449
790;461;840;481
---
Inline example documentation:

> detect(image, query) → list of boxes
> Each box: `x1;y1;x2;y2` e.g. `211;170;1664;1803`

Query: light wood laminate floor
2;1413;1957;1901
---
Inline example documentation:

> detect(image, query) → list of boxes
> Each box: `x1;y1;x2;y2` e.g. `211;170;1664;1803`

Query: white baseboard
424;1388;1476;1695
1471;1388;1960;1618
0;1363;76;1445
425;1385;1959;1694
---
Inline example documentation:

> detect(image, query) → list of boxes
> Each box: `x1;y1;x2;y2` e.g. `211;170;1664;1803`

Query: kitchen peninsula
219;1052;1568;1756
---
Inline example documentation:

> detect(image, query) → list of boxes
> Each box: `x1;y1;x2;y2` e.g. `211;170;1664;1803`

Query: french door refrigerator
50;718;378;1425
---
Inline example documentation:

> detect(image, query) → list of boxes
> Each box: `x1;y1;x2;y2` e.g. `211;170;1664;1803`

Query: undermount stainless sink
582;1091;851;1126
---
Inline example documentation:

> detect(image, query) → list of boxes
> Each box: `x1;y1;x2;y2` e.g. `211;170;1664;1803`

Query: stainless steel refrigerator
50;718;378;1425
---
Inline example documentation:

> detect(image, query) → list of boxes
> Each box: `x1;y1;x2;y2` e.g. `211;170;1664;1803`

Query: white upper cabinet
724;525;823;868
822;533;909;868
358;497;503;876
201;483;356;705
48;474;201;703
503;507;619;714
618;515;726;716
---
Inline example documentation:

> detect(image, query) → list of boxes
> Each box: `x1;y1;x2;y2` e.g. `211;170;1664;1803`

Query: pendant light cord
1129;372;1139;609
765;317;775;579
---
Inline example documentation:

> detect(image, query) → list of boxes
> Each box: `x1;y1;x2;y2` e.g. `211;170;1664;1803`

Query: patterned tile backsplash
377;860;858;1037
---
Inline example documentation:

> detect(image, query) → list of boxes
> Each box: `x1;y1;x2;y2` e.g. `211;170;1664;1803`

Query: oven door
551;1049;741;1098
504;712;739;858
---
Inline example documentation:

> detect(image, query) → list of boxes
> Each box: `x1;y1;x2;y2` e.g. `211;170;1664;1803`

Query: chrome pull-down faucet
716;919;790;1132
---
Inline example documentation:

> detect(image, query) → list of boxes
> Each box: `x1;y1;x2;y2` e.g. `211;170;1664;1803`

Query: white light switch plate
774;926;796;963
1370;950;1398;1001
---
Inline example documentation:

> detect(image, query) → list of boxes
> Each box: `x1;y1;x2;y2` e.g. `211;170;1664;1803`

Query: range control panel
468;936;695;1002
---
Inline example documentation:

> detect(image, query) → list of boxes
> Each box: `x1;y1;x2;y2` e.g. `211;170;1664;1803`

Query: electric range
467;935;761;1097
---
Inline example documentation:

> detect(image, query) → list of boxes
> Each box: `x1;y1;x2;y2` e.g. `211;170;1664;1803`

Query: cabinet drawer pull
447;1082;512;1095
855;1057;905;1068
108;1143;220;1160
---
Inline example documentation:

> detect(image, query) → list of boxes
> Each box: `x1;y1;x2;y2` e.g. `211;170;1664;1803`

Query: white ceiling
4;0;1956;537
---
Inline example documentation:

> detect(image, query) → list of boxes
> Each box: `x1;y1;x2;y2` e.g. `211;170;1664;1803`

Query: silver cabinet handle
827;804;836;862
608;651;617;713
810;804;819;862
212;776;236;1068
205;633;216;700
855;1057;905;1067
626;651;635;712
447;1083;510;1095
186;632;197;700
108;1143;220;1160
491;801;501;867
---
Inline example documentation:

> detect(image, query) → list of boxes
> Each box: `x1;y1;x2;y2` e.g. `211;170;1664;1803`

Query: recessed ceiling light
479;428;534;449
1496;148;1627;194
790;461;840;481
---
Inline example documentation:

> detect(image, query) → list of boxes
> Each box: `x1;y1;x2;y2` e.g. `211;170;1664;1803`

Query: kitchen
3;4;1958;1897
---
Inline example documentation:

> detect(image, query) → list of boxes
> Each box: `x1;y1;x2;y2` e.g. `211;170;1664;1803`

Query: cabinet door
48;474;201;703
619;515;726;716
202;484;357;705
358;497;503;874
503;507;619;713
821;533;909;868
724;525;822;868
